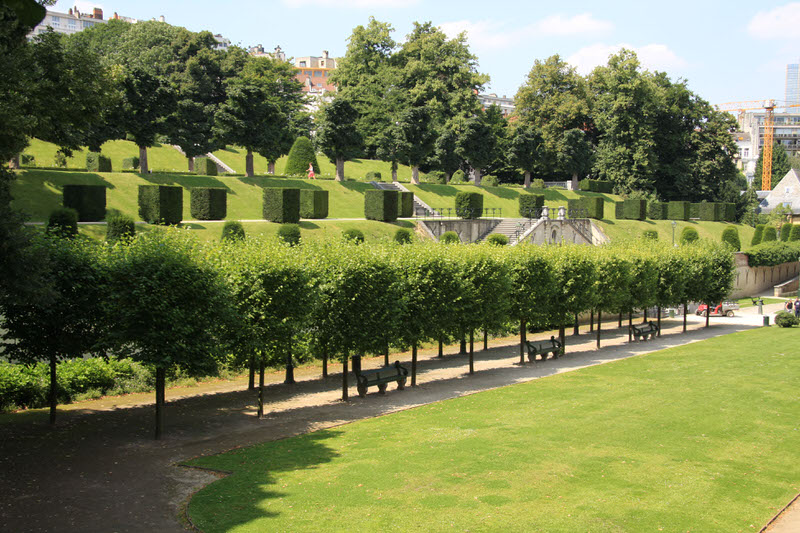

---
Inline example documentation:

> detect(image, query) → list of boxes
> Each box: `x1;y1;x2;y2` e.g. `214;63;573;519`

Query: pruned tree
316;98;363;182
508;124;543;188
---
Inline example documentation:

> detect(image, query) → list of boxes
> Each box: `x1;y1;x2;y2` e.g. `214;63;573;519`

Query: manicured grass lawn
736;297;785;308
186;327;800;532
21;138;191;172
597;218;756;246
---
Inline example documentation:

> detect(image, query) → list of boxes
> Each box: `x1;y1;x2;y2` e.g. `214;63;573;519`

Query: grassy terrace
186;327;800;532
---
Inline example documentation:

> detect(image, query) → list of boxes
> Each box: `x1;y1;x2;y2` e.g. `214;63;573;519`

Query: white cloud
747;3;800;40
567;43;687;75
439;20;517;49
282;0;417;7
532;13;613;36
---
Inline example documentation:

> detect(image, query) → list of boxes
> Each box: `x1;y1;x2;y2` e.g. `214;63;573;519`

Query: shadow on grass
299;221;321;229
236;176;324;191
13;170;116;220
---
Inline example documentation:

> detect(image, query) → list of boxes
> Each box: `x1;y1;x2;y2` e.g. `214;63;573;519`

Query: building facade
478;93;515;117
29;7;110;37
787;62;800;107
293;51;338;94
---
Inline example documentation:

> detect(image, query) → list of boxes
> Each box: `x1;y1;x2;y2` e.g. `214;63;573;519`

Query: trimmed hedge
751;224;765;246
647;202;667;220
519;193;544;218
46;207;78;238
699;202;722;221
482;175;499;187
425;171;447;184
299;189;329;219
365;171;382;182
567;196;604;219
221;221;245;241
62;184;106;221
680;226;699;244
398;191;414;218
486;234;508;246
450;170;466;184
579;179;613;193
745;241;800;267
194;157;218;176
790;225;800;242
668;201;690;221
762;226;778;242
721;227;741;251
689;203;700;220
277;223;301;245
394;228;412;244
723;203;736;223
190;188;227;220
138;185;183;225
122;156;139;170
86;152;111;172
106;214;135;242
364;189;398;222
263;188;301;223
623;199;647;220
455;191;483;219
440;231;460;244
342;228;364;243
775;310;799;327
284;136;320;176
614;201;624;219
530;178;545;189
781;223;794;242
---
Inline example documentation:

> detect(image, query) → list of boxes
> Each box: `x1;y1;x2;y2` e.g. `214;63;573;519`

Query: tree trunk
245;150;254;177
596;310;602;348
657;307;662;337
643;308;648;324
322;345;328;378
49;354;57;425
628;312;633;342
248;356;255;390
341;352;349;401
335;158;345;182
268;161;276;175
284;337;295;385
473;168;482;186
155;367;165;439
9;154;20;169
257;359;265;419
519;319;527;364
683;303;687;332
411;165;420;185
483;329;488;351
384;343;389;366
618;312;623;328
438;338;443;358
571;172;579;191
139;145;149;174
524;170;531;188
558;325;566;356
573;313;579;335
444;172;451;183
705;303;710;328
460;332;467;355
187;156;194;172
469;330;474;374
589;310;594;332
411;343;418;386
392;162;398;182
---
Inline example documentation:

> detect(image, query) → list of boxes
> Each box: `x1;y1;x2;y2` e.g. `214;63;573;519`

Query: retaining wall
730;252;800;299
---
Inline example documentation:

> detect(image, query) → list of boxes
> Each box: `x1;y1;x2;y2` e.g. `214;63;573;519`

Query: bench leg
527;353;535;363
357;384;367;398
378;383;387;395
397;378;406;390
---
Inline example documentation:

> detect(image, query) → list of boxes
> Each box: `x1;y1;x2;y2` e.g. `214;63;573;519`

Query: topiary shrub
425;171;447;184
284;136;320;176
122;157;140;171
455;191;483;219
342;228;364;244
482;175;499;187
668;201;690;221
190;188;227;220
106;214;135;242
642;229;658;240
752;224;766;245
581;196;604;219
397;191;414;218
46;207;78;238
486;233;508;246
394;228;412;244
762;226;778;242
62;184;106;221
530;178;545;189
277;223;301;246
723;203;736;222
781;223;794;242
299;189;329;219
263;188;300;223
519;193;544;218
623;199;647;220
364;189;399;222
194;157;218;176
689;203;700;220
721;227;741;250
86;152;111;172
775;310;799;327
365;170;382;182
579;179;591;191
790;225;800;242
680;226;699;244
138;185;183;225
614;201;624;219
440;231;460;244
450;169;466;184
647;202;667;220
699;202;722;221
221;220;245;242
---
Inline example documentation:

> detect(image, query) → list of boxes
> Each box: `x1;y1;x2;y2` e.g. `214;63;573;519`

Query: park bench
525;336;562;363
351;355;409;398
631;321;659;341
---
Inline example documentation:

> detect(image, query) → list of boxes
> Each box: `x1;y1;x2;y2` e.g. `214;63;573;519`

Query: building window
744;148;749;157
50;16;60;28
314;71;322;77
299;61;306;67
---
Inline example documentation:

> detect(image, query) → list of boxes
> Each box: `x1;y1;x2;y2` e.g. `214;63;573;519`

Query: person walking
307;163;315;180
794;296;800;318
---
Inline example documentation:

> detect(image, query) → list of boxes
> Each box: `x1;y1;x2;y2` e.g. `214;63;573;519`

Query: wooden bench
525;336;562;363
352;356;409;398
631;321;659;341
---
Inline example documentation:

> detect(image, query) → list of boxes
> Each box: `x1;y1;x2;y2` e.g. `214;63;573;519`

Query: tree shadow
139;173;233;191
13;170;116;221
481;186;518;200
299;221;321;229
237;176;323;191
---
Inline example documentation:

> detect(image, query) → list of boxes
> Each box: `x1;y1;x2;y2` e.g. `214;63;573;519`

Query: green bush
751;224;765;245
440;231;460;244
642;229;658;240
647;202;667;220
723;203;736;222
699;202;722;221
138;185;183;225
614;201;624;219
745;241;800;267
455;191;483;219
86;152;111;172
342;228;364;244
394;228;413;244
668;201;690;221
190;188;227;220
194;157;218;176
581;197;604;219
518;193;544;218
425;171;447;184
781;223;794;242
680;226;699;244
790;225;800;242
62;184;106;221
482;175;499;187
277;223;301;246
450;169;466;183
689;203;700;219
364;189;399;222
398;191;414;218
486;233;508;246
721;227;741;251
579;179;613;193
106;214;135;242
54;151;67;168
762;226;778;242
263;188;301;223
623;199;647;220
365;171;382;182
284;136;320;176
122;156;140;170
21;154;34;165
299;189;329;219
221;220;245;241
530;178;545;189
46;207;78;238
775;310;799;328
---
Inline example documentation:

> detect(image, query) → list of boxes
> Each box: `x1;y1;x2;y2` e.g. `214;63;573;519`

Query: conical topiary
720;227;740;250
284;136;320;176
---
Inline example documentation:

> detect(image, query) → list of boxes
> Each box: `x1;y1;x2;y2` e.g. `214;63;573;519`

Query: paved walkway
0;304;797;532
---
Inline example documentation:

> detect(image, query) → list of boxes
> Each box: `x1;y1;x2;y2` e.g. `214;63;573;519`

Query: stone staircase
371;181;437;217
479;218;533;245
168;145;234;174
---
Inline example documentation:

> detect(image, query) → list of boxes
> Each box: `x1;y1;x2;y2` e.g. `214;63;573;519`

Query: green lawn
21;138;192;172
186;327;800;532
736;297;785;307
597;218;756;246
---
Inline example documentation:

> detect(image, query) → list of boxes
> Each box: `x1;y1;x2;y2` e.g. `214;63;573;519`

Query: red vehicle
696;301;739;317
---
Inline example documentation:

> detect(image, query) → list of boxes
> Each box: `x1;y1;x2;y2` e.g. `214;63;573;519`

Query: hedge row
263;188;301;223
567;197;604;220
190;188;227;220
365;189;398;222
138;185;183;225
455;191;483;219
578;179;613;193
744;241;800;267
300;189;329;219
63;185;106;222
86;152;111;172
519;193;544;218
614;200;736;222
194;157;218;176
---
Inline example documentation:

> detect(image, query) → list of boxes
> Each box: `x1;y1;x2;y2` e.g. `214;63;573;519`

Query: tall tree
394;106;434;184
508;124;543;188
431;124;462;182
558;128;593;189
455;111;497;185
316;98;363;182
755;143;792;190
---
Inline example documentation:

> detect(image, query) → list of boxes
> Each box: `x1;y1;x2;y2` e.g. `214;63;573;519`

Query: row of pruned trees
0;230;734;438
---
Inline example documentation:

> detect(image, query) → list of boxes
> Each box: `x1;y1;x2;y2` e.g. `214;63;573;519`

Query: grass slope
186;327;800;532
21;138;192;172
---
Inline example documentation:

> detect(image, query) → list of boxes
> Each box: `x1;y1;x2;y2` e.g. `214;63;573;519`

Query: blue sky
57;0;800;107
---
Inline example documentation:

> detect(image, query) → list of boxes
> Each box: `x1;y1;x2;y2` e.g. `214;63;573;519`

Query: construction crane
715;100;800;190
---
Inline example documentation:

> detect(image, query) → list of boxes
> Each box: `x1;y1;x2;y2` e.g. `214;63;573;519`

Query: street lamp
671;221;677;246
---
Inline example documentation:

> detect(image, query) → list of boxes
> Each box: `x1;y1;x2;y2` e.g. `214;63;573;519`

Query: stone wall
519;219;609;246
730;252;800;299
421;219;499;243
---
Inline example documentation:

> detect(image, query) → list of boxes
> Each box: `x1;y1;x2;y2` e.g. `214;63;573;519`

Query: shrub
579;179;613;193
425;171;447;184
263;188;301;223
614;201;624;219
699;202;722;221
138;185;183;225
365;170;382;182
54;151;67;168
342;228;364;243
122;156;140;170
277;223;301;245
299;189;329;219
689;203;700;219
642;229;658;240
762;226;778;242
394;228;412;244
721;227;741;250
581;196;604;219
668;201;690;221
450;169;466;183
723;203;736;222
486;233;508;246
46;207;78;238
519;193;544;218
775;310;799;328
86;152;111;172
745;241;800;266
106;214;135;242
194;157;218;176
752;224;766;245
284;136;320;176
680;226;699;244
482;175;499;187
62;184;106;221
21;154;34;165
397;191;414;218
579;179;591;191
221;220;245;241
455;191;483;219
364;189;399;222
781;223;794;242
623;199;647;220
790;225;800;242
440;231;460;244
647;202;667;220
190;188;227;220
530;178;545;189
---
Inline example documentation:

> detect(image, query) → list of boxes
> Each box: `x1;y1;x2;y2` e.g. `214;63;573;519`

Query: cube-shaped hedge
365;189;398;222
86;152;111;172
138;185;183;225
647;202;667;220
398;191;414;218
263;188;301;223
568;197;604;219
62;185;106;221
519;193;545;218
579;179;613;193
723;203;736;222
615;201;624;219
623;199;647;220
122;157;140;170
300;189;329;219
194;157;218;176
668;201;690;221
689;203;700;219
190;188;227;220
455;191;483;219
698;202;722;221
596;181;614;193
